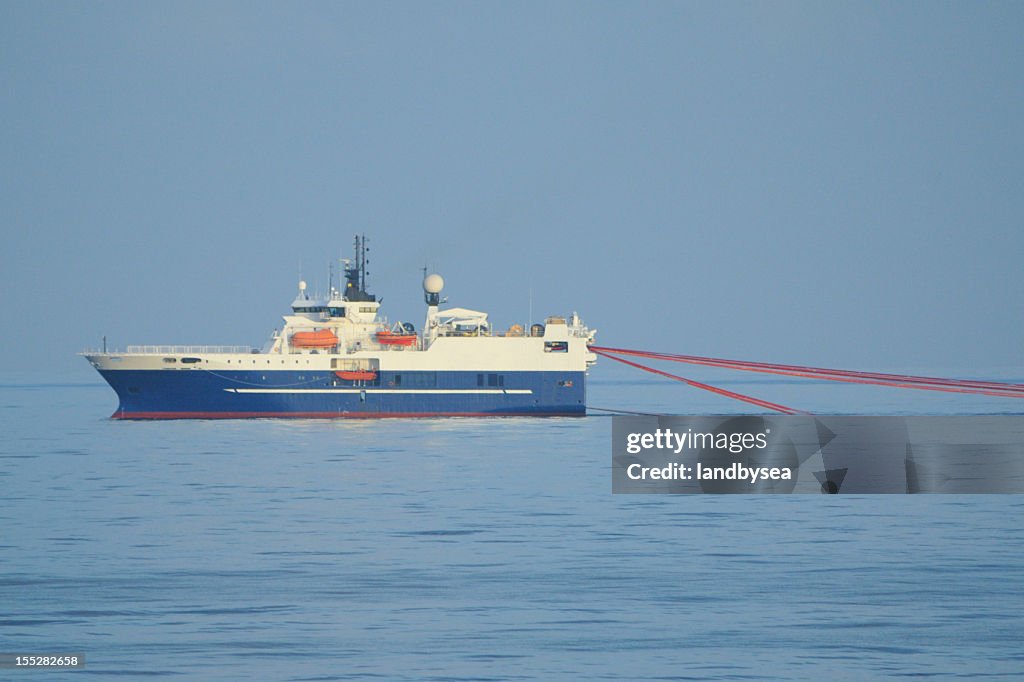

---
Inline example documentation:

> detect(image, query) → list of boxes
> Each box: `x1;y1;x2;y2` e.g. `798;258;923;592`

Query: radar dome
423;273;444;294
298;280;307;291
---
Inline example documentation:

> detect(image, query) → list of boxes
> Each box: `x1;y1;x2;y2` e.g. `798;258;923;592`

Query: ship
84;236;597;418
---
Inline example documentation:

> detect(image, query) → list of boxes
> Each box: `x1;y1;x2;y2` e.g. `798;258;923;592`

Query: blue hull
98;369;587;418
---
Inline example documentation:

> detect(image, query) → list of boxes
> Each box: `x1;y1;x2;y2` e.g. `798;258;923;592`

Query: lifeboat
334;370;377;381
375;330;417;347
290;329;338;348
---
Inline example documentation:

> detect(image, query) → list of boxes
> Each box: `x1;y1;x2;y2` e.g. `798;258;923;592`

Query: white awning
437;307;488;324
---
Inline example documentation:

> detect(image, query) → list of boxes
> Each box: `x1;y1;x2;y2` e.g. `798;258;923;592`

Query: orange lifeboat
375;330;417;347
334;370;377;381
290;329;338;349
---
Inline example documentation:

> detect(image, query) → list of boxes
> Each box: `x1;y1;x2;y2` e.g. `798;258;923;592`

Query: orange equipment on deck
290;329;338;349
375;330;417;347
334;370;377;381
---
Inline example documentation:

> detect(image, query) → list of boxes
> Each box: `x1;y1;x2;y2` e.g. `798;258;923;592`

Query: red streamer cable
590;346;1024;399
591;348;807;415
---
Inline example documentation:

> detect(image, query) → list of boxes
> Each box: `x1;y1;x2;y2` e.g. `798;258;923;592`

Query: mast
343;234;376;302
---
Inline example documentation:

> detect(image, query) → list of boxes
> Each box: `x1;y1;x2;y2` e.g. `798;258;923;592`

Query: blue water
2;367;1023;680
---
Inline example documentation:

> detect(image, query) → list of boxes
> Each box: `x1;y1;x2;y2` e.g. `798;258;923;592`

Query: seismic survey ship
84;236;597;418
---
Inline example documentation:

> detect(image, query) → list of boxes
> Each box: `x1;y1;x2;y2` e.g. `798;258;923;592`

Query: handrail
123;345;258;354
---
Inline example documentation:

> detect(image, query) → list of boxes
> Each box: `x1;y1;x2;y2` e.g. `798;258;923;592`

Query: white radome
423;273;444;294
299;280;307;291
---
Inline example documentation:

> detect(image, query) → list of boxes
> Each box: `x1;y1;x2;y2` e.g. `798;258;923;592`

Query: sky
2;1;1022;377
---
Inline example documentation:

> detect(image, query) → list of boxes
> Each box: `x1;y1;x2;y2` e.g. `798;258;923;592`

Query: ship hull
97;369;587;419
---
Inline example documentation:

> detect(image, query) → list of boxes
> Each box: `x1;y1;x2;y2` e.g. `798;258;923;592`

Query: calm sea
2;366;1023;680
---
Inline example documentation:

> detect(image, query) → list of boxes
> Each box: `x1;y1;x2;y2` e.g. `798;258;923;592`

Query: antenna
363;234;370;291
528;281;533;331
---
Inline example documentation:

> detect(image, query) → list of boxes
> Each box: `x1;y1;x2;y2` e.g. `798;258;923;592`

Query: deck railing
123;345;258;354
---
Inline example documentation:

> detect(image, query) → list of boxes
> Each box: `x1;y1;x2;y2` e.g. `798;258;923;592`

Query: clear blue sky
2;1;1021;376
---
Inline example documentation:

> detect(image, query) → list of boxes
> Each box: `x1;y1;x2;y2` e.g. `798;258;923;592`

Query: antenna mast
343;234;376;302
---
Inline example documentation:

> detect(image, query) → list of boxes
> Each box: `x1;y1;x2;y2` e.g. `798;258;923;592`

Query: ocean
1;366;1022;680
